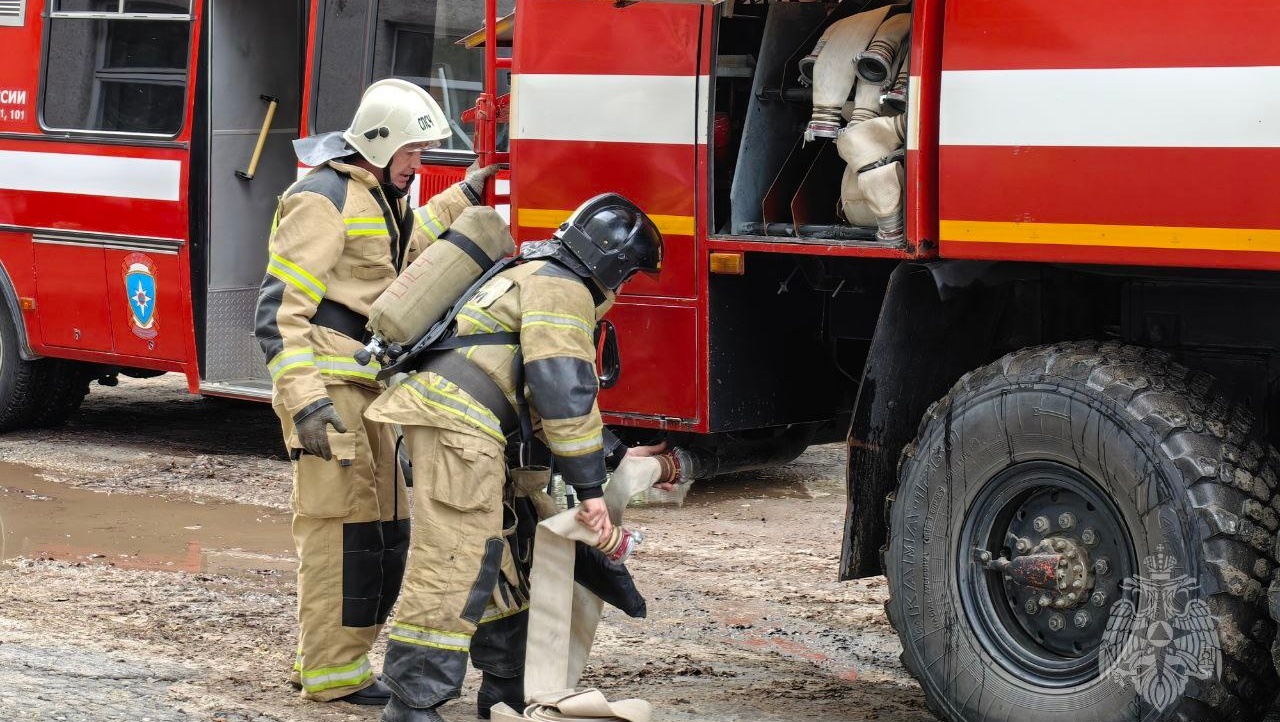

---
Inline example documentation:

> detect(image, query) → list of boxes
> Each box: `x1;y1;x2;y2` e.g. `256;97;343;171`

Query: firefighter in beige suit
364;194;664;722
254;79;498;705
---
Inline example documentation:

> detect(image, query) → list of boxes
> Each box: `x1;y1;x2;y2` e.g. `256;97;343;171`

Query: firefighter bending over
253;78;498;706
364;194;664;722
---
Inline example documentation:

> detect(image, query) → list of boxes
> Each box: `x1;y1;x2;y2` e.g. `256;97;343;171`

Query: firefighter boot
477;672;524;719
337;677;393;705
381;695;448;722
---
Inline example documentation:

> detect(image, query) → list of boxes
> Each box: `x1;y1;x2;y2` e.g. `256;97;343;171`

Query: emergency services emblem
1098;544;1220;719
123;253;159;340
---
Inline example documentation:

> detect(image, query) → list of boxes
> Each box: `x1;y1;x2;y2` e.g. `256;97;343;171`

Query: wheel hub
960;462;1135;686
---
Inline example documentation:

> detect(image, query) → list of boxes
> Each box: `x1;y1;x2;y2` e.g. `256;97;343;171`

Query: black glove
296;401;347;460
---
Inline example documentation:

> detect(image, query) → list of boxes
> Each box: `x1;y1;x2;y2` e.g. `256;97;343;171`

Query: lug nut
1048;613;1065;631
1072;579;1084;589
1091;591;1107;607
1053;539;1067;552
1065;592;1078;604
1033;516;1051;533
1081;528;1098;545
1073;610;1091;628
1038;595;1052;608
1074;564;1084;575
1095;558;1110;576
979;550;992;563
1025;598;1039;615
1015;537;1032;553
1059;512;1076;530
1053;598;1067;609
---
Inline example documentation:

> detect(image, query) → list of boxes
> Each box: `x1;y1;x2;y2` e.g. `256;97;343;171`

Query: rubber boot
381;695;448;722
477;672;524;720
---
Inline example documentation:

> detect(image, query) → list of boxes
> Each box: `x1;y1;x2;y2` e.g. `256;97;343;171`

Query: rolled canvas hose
837;114;907;239
856;13;911;84
859;161;906;242
882;46;910;114
805;6;892;139
519;456;663;712
839;165;878;226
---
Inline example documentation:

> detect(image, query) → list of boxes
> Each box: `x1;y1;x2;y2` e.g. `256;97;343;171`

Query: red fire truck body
8;0;1280;719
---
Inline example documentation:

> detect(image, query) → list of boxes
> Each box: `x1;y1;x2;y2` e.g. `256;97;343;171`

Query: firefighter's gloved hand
464;160;500;197
296;401;348;461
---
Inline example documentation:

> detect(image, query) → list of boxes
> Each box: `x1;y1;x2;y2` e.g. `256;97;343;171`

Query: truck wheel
0;305;89;431
885;342;1277;722
28;360;91;428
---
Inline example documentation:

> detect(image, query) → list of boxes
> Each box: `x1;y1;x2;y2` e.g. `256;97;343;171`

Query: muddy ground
0;376;932;722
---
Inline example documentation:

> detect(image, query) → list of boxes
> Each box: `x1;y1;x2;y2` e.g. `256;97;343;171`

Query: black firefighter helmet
553;193;663;290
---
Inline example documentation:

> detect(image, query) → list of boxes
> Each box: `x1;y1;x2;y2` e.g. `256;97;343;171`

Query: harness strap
311;299;370;342
419;351;520;439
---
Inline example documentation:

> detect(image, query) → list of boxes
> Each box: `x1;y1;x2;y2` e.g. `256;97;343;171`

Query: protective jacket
366;258;615;500
255;160;473;420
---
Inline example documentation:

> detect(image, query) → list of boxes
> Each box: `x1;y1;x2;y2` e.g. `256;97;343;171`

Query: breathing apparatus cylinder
365;205;515;350
805;7;892;140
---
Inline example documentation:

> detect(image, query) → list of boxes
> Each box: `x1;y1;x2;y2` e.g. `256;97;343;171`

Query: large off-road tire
885;342;1278;722
0;305;90;431
27;360;92;428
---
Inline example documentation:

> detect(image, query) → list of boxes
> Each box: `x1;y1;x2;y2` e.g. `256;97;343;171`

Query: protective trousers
383;425;529;711
276;381;410;701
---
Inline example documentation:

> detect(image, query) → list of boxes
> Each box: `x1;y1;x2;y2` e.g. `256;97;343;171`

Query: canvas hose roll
805;6;892;139
882;47;910;114
364;204;515;351
836;114;907;242
491;455;668;722
855;13;911;85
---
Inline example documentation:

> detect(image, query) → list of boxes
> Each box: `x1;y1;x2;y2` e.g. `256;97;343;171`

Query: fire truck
5;0;1280;720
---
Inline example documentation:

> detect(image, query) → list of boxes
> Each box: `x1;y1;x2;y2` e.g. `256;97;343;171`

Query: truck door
512;0;706;427
197;0;303;395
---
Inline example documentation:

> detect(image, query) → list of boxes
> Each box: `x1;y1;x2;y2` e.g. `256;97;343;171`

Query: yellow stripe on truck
518;208;695;236
940;220;1280;253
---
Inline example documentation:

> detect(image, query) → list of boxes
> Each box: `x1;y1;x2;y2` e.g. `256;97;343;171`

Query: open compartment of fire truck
710;0;911;246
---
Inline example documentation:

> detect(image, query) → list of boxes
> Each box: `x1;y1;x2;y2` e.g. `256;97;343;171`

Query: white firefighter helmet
342;79;451;167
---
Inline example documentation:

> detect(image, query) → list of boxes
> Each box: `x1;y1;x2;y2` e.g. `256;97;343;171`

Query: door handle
236;94;280;181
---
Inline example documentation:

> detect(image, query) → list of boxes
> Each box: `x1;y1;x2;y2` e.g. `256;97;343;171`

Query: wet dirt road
0;376;932;722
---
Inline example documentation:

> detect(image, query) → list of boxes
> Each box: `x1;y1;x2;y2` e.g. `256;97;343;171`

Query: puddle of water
0;462;296;578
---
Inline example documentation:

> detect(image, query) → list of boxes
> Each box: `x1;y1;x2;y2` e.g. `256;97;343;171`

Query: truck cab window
311;0;512;155
41;0;191;135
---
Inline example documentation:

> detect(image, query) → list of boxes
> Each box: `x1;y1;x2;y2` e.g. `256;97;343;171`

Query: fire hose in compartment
800;3;911;244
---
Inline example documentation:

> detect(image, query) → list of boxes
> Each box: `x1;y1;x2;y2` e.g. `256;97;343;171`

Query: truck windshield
311;0;512;155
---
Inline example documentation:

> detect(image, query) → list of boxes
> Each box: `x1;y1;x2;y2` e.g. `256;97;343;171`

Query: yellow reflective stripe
298;655;373;694
415;205;447;239
548;430;604;457
522;311;593;339
268;254;326;303
459;305;514;333
315;355;380;381
344;217;389;237
268;348;316;381
389;622;472;651
404;374;506;442
479;603;529;624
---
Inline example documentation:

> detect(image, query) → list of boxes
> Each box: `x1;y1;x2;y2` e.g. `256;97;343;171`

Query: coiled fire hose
491;455;672;722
